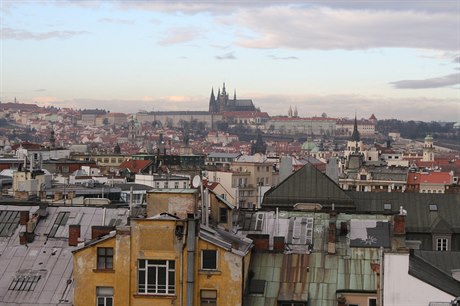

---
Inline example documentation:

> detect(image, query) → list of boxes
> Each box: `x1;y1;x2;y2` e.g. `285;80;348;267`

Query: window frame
96;286;113;306
436;237;448;251
219;207;228;223
137;259;175;295
201;250;218;271
97;247;114;270
200;289;217;306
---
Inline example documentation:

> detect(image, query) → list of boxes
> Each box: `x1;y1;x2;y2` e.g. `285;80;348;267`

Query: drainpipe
179;222;187;306
379;246;384;306
186;214;196;306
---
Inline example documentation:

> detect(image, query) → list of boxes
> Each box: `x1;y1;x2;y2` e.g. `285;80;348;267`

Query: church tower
422;134;435;162
209;88;217;113
345;115;364;158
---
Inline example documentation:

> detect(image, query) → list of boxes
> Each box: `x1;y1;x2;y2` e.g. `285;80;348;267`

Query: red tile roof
118;159;152;173
419;172;452;184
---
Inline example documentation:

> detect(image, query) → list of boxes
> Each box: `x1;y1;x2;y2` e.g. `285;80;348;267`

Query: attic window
48;211;70;238
0;211;20;237
429;204;438;211
383;203;392;211
8;271;44;291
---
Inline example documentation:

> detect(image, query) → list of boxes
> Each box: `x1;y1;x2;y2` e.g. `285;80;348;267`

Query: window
174;182;179;189
219;207;228;223
437;238;448;251
183;182;187;188
164;182;168;189
97;286;113;306
97;247;114;270
368;298;377;306
429;204;438;211
200;290;217;306
155;182;160;188
201;250;217;270
8;271;42;291
138;259;175;295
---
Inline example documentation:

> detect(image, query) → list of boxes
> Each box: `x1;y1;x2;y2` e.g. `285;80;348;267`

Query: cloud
99;18;134;25
158;27;203;45
1;27;89;40
390;73;460;89
215;51;236;60
230;6;459;51
268;55;298;60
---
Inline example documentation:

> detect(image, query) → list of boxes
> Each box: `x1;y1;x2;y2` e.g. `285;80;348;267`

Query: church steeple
209;87;216;112
234;89;236;101
351;114;360;142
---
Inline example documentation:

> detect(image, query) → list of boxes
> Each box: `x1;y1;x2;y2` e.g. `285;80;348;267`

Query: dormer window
429;204;438;211
436;238;448;251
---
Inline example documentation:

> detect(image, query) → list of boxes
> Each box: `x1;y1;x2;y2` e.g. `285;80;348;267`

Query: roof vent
429;204;438;211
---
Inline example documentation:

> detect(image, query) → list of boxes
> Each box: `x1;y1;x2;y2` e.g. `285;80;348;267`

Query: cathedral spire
351;113;360;142
209;87;216;113
234;89;236;101
222;82;226;94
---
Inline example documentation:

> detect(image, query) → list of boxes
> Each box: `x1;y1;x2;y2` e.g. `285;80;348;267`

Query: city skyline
1;1;459;122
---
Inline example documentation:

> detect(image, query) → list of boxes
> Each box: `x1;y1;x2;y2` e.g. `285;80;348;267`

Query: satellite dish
192;175;201;188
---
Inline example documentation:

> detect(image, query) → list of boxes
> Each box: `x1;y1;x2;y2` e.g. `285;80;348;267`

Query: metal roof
199;225;252;256
350;192;460;233
263;163;355;209
0;204;129;306
409;251;460;297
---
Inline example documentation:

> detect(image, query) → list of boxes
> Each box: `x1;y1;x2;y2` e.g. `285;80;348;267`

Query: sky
1;0;459;122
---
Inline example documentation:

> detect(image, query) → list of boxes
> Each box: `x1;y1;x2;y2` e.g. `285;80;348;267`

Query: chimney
247;234;270;252
19;211;29;225
91;226;114;240
69;224;81;246
393;215;406;235
273;236;285;252
19;231;27;245
328;211;337;254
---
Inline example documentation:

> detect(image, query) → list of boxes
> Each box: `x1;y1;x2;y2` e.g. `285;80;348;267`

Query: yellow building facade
73;215;252;306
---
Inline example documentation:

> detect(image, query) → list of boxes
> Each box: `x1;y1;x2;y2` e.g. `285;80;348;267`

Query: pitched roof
263;163;355;209
409;251;460;297
350;192;460;233
419;172;452;184
0;205;129;305
118;159;152;173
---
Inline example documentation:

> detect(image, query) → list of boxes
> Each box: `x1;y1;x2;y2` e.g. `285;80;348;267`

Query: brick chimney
91;226;114;240
247;234;270;252
19;211;29;225
393;214;406;235
69;224;81;246
19;231;27;245
273;236;285;252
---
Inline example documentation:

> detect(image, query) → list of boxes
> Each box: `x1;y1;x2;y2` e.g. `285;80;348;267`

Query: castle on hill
208;82;258;113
